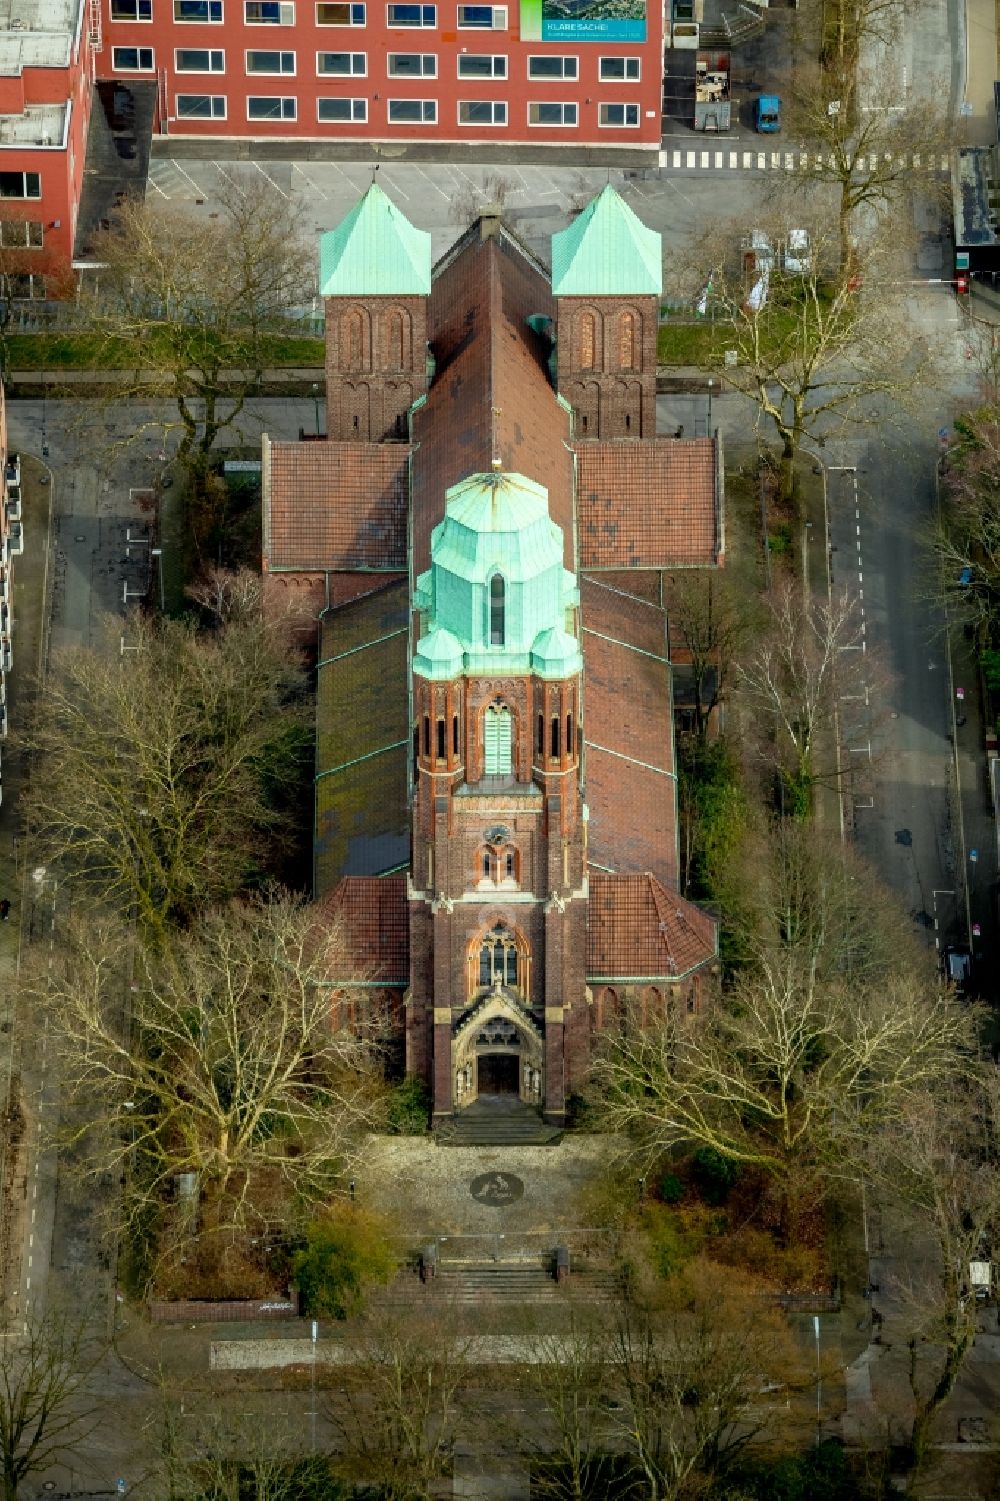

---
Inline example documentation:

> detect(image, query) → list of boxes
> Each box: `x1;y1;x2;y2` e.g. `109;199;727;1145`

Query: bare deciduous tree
327;1309;472;1501
931;408;1000;636
590;828;971;1224
608;1262;805;1500
737;581;870;812
787;61;953;270
79;173;313;480
22;602;307;940
30;893;386;1243
873;1077;1000;1478
690;223;925;495
0;1310;102;1501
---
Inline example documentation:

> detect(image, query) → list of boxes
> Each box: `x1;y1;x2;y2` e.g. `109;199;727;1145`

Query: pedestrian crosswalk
658;146;951;172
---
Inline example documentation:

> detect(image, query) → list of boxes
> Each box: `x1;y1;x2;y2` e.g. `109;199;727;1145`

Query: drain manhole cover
470;1171;524;1205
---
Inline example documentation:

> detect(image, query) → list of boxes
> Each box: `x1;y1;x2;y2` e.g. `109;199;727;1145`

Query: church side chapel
262;182;725;1126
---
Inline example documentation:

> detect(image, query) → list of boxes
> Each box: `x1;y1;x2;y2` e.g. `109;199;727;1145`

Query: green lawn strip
7;331;326;372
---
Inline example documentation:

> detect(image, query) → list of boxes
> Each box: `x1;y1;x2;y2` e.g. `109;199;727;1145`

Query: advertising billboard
520;0;647;43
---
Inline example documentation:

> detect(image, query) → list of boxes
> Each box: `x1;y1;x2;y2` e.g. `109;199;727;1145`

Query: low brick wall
149;1293;299;1324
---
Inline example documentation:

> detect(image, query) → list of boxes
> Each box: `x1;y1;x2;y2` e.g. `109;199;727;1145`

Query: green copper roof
413;470;582;680
550;185;662;298
319;182;432;297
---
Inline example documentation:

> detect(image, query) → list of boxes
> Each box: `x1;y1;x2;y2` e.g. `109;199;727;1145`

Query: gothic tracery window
478;923;520;989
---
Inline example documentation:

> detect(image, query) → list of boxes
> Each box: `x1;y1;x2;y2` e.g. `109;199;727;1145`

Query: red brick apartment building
0;0;95;278
99;0;663;153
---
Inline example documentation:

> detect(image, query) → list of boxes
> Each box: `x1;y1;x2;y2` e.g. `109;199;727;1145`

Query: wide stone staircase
373;1251;618;1307
434;1095;563;1148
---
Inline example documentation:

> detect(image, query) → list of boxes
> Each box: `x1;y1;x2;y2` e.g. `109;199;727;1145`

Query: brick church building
262;182;724;1124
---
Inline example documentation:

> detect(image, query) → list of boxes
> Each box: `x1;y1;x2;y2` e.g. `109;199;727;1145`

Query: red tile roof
316;875;410;983
265;441;409;572
577;438;720;570
587;872;717;980
412;225;575;576
315;580;410;892
582;577;678;889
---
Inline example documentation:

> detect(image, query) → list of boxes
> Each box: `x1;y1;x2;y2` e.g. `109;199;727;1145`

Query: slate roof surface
587;872;717;980
576;438;720;570
319;182;433;297
265;441;409;573
412;225;575;577
582;577;677;890
315;579;410;893
317;875;410;983
551;185;663;298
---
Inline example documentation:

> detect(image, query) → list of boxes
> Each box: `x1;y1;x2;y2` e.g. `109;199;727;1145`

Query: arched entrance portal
452;988;543;1110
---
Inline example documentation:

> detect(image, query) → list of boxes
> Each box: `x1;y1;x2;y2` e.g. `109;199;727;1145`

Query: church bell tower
407;469;588;1124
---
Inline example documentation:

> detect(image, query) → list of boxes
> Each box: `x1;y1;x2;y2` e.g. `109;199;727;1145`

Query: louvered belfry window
489;573;505;646
484;705;512;775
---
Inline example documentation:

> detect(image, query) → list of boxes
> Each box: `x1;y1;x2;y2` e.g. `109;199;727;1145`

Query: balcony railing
8;520;22;557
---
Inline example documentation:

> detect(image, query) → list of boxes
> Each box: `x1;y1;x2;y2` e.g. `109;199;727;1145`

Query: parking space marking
252;161;290;199
292;162;329;200
169;159;211;198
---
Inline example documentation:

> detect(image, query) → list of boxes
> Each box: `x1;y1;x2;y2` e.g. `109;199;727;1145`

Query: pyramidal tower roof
319;181;432;297
550;185;662;298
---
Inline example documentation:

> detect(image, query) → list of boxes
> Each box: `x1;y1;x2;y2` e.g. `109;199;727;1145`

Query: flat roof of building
0;102;67;144
0;0;82;76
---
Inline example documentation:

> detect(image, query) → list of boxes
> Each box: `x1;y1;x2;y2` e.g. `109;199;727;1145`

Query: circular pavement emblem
470;1171;525;1206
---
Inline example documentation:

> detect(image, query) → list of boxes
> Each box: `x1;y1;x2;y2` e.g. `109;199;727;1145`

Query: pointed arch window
483;704;512;776
489;573;505;647
478;923;520;988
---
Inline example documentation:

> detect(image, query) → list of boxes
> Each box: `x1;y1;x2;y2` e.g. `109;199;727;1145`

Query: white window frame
456;2;506;25
387;97;437;121
457;52;506;77
247;94;297;118
0;173;41;200
386;3;436;25
112;44;155;68
598;54;640;80
244;0;295;20
0;221;43;249
174;46;225;70
457;99;506;124
527;53;577;78
598;101;639;126
317;49;367;72
245;48;296;72
175;93;227;117
527;100;577;126
109;0;152;19
173;0;223;22
317;96;368;119
386;50;436;74
315;0;365;21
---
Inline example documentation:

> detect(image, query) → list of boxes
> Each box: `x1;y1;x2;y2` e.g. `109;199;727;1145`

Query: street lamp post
311;383;321;437
706;378;717;436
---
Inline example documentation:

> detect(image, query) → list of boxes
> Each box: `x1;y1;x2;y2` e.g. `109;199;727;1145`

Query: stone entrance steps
435;1096;563;1148
373;1260;618;1306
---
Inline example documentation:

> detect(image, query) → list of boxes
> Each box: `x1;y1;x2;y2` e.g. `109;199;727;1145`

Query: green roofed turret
319;181;432;297
413;470;582;682
550;184;662;298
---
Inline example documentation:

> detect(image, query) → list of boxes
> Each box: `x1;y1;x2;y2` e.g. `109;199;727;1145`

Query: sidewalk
0;448;54;1312
948;625;998;1001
